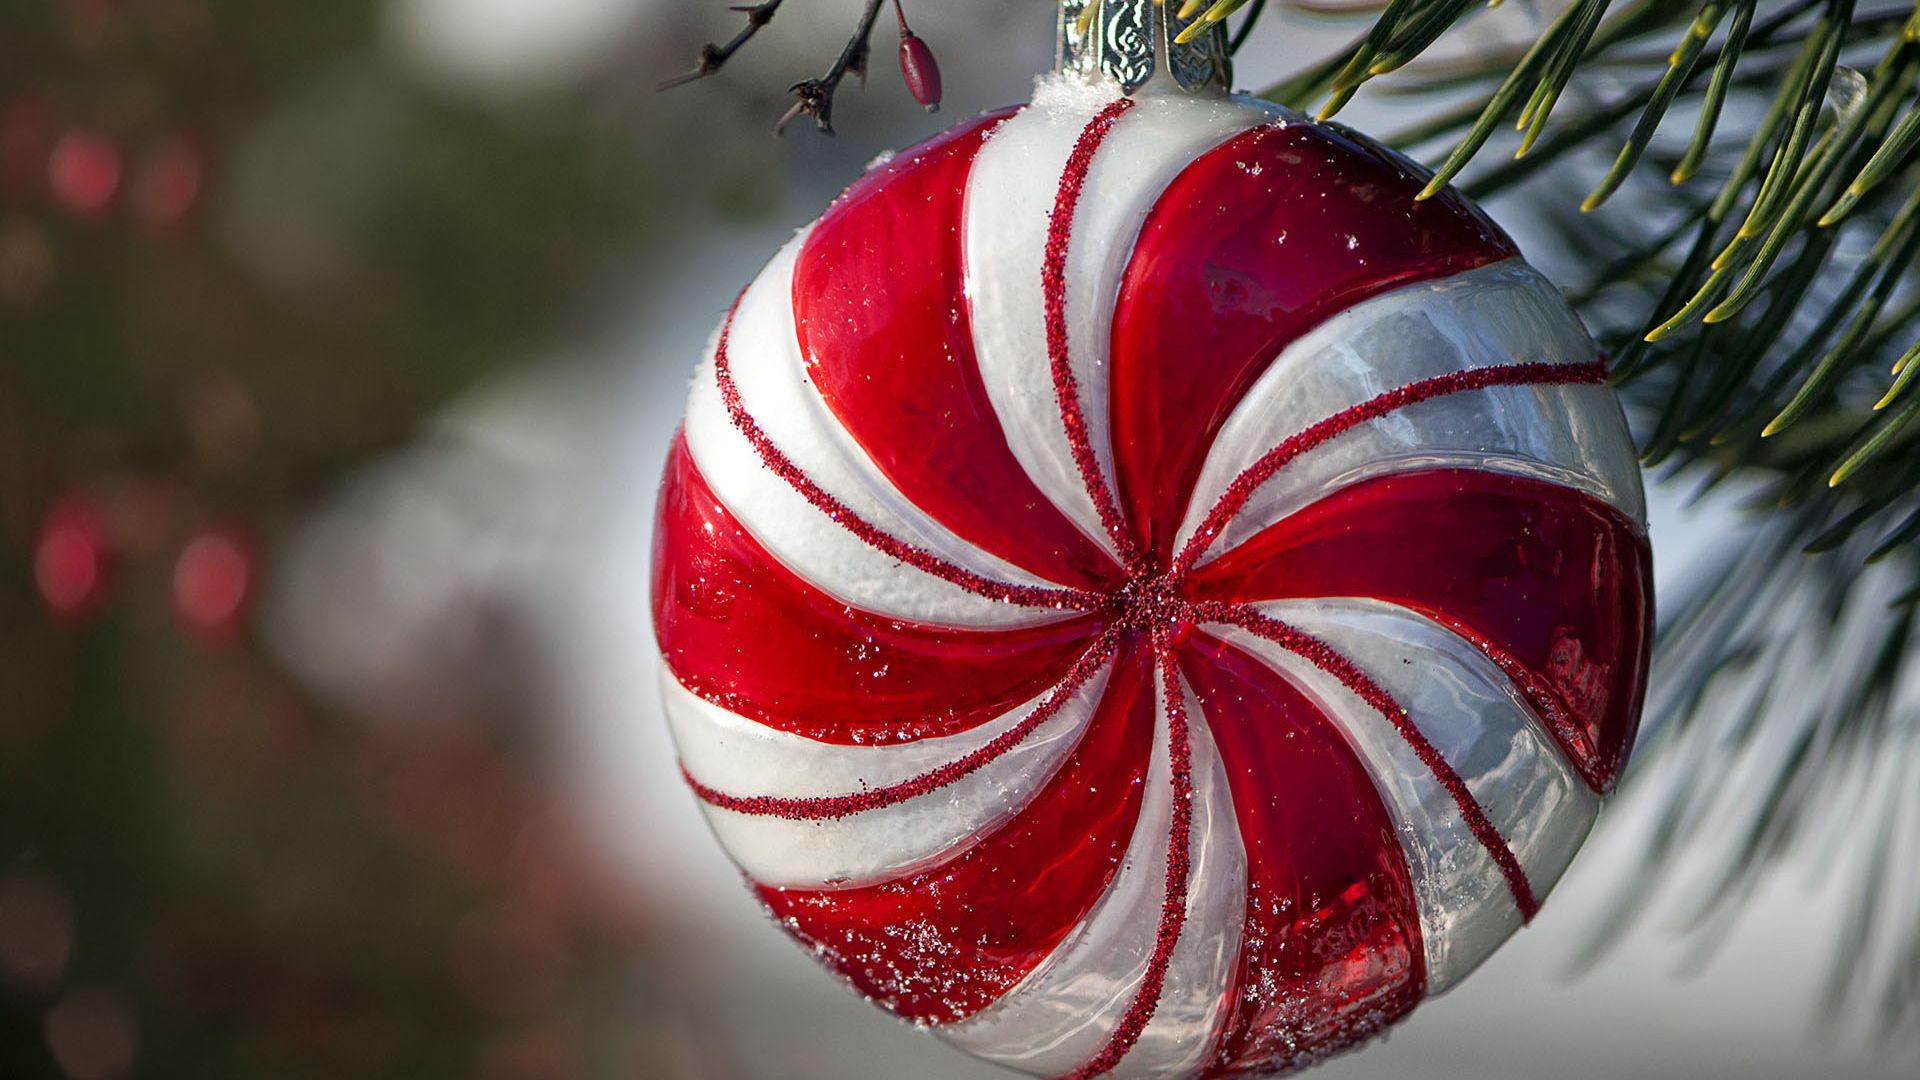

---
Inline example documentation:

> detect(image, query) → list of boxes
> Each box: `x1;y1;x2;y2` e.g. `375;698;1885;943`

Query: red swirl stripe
1192;600;1540;919
1171;360;1610;579
755;640;1161;1024
795;109;1122;592
655;433;1107;745
681;628;1119;820
1182;633;1424;1075
1109;121;1519;562
711;293;1104;614
1191;468;1652;792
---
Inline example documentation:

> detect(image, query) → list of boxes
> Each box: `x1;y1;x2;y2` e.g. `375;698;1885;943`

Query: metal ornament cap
1058;0;1232;95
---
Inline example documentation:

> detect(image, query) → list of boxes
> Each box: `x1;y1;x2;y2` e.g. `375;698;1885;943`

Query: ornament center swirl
1109;569;1192;634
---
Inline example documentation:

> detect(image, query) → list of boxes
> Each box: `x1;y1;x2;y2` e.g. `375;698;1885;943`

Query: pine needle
1368;0;1484;76
1830;391;1920;485
1770;212;1920;438
1584;0;1731;211
1674;0;1759;183
1727;0;1851;245
1823;98;1920;225
1325;0;1428;106
1516;0;1614;157
1416;0;1597;198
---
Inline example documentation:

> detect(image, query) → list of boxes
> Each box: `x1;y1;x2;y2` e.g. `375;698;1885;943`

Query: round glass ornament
651;5;1653;1076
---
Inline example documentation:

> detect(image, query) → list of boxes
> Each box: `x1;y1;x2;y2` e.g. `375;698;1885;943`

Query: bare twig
779;0;888;133
658;1;788;92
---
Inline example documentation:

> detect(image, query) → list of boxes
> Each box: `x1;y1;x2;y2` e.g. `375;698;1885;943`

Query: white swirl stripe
1173;260;1646;564
1206;597;1600;992
685;232;1073;630
941;668;1245;1079
967;82;1282;564
667;657;1115;889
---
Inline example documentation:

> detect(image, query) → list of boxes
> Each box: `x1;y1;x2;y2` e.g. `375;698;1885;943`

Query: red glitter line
1060;629;1195;1080
1171;360;1609;578
1044;98;1141;568
684;629;1119;821
711;295;1102;612
1194;600;1540;920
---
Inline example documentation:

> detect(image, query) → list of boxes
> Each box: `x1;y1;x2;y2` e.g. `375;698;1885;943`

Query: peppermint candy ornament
652;6;1652;1076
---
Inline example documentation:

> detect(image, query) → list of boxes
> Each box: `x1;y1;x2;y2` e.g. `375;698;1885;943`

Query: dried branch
779;0;888;133
657;1;788;92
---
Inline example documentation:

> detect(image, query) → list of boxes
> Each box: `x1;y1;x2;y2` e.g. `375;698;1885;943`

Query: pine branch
1575;497;1920;1042
1261;0;1920;543
1237;0;1920;1038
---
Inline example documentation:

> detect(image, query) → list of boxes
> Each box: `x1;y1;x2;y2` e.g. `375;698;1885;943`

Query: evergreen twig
1238;0;1920;1035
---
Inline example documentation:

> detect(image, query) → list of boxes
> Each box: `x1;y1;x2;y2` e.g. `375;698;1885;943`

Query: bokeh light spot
48;129;121;215
35;498;110;622
43;986;139;1080
0;868;75;995
130;135;203;229
173;530;252;636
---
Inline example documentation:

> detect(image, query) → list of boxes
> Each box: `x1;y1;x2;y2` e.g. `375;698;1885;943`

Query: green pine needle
1326;0;1426;101
1731;0;1850;242
1830;391;1920;485
1872;339;1920;407
1769;219;1920;437
1584;1;1728;212
1414;0;1595;198
1370;0;1485;75
1516;0;1613;156
1823;99;1920;224
1674;0;1758;183
1245;0;1920;591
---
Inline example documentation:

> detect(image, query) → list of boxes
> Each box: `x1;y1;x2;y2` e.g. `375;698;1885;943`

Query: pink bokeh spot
173;529;253;637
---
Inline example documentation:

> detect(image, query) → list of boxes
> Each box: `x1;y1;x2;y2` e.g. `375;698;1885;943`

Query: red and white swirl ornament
652;76;1653;1078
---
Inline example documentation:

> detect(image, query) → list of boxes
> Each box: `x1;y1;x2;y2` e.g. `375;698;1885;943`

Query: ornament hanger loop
1057;1;1232;96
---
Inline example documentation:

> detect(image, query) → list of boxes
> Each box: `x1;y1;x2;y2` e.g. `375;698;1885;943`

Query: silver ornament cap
1057;1;1233;95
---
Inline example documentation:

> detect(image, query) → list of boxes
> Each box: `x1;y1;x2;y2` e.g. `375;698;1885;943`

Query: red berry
899;33;941;112
892;0;941;112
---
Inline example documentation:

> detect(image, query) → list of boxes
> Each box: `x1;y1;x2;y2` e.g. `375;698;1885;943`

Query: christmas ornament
651;3;1652;1076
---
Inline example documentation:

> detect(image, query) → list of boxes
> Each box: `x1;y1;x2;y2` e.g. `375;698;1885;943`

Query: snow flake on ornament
651;76;1652;1079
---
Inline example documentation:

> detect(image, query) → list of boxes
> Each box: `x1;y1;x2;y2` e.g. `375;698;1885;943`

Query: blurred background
0;1;1912;1078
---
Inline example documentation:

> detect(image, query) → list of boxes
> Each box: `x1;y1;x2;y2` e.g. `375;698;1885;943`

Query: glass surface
653;83;1653;1079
